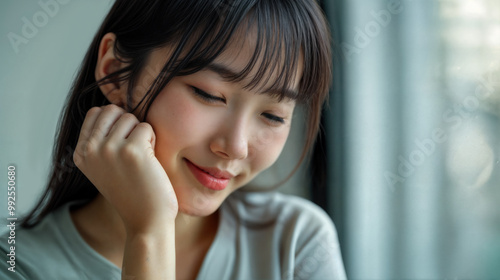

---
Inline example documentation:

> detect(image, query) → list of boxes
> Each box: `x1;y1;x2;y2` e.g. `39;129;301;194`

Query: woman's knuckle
83;138;99;156
137;122;152;130
104;104;123;113
101;143;115;160
121;144;140;161
122;113;138;123
86;107;101;117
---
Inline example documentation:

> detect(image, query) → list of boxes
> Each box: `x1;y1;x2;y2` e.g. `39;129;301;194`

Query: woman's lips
184;159;233;191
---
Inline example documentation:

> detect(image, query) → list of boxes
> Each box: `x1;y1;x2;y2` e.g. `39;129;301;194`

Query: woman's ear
95;32;127;107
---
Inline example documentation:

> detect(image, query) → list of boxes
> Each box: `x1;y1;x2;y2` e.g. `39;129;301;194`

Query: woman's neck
70;194;219;267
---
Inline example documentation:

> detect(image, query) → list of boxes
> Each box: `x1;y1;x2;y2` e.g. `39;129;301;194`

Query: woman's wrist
124;218;176;238
123;223;176;279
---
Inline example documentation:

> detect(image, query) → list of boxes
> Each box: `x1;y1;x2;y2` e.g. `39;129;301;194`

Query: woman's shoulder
0;201;120;279
223;190;338;238
0;203;71;278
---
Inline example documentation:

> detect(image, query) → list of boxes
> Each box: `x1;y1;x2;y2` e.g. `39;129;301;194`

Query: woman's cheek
149;92;209;147
250;127;290;173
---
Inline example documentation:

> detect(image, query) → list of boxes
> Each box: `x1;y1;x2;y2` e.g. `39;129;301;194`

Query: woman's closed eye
191;86;226;104
191;86;286;125
261;112;285;124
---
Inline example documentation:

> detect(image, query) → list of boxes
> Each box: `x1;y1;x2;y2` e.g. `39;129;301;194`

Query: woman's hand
74;104;178;279
73;104;179;233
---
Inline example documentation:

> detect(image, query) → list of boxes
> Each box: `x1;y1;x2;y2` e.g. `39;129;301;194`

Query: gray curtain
324;0;500;278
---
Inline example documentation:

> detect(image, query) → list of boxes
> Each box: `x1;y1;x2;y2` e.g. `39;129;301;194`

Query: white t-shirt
0;190;347;279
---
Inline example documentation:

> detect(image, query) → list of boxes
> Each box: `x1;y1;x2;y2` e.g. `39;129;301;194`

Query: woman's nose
209;118;249;160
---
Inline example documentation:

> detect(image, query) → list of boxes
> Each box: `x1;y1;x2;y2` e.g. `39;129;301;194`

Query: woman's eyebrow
205;62;299;101
205;62;240;79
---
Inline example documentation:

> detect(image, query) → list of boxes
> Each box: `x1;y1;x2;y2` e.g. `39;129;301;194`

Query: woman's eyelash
262;113;285;124
191;87;225;103
191;86;284;124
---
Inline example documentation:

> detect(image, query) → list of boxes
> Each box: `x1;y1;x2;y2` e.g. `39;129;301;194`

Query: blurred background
0;0;499;279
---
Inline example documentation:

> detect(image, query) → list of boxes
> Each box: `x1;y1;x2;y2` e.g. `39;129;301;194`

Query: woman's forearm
122;224;176;280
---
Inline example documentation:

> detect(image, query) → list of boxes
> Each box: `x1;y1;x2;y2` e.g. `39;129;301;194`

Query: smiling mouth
184;159;233;191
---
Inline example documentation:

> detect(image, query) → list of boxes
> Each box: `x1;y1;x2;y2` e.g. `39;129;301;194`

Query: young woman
1;0;346;279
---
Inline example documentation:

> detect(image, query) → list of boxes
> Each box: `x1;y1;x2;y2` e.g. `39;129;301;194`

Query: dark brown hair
22;0;332;227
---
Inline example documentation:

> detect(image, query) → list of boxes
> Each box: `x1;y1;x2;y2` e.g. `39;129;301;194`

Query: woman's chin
172;182;230;217
177;198;221;217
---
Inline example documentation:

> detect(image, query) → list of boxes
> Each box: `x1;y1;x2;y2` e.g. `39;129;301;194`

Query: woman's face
133;37;299;217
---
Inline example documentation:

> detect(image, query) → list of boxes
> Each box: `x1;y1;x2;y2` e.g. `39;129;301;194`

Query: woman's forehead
211;27;304;98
